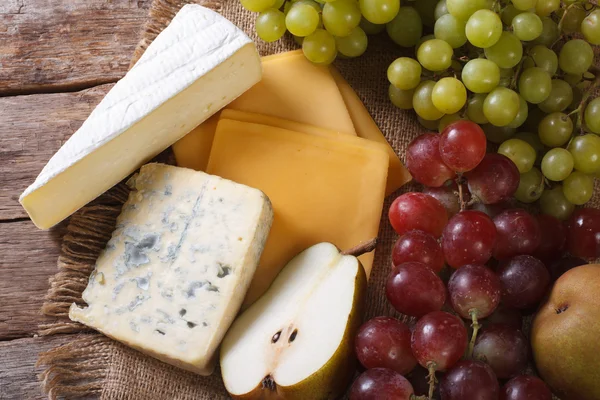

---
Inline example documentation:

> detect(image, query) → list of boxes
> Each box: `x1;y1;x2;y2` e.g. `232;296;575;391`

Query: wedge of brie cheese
69;163;273;375
20;5;262;229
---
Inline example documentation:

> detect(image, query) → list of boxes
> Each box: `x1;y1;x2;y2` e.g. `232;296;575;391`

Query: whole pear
531;264;600;400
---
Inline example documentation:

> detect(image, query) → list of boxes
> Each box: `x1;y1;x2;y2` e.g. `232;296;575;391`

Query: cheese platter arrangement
23;0;600;399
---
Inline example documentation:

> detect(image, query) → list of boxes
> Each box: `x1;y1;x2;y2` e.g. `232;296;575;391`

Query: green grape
467;93;489;124
256;9;287;42
562;171;594;205
483;87;520;127
540;185;575;220
484;31;523;69
286;3;320;36
498;138;537;173
568;134;600;174
389;84;415;109
539;80;573;113
559;39;594;75
451;60;463;73
414;0;438;27
461;59;500;93
302;29;337;64
582;10;600;45
535;0;559;17
360;18;385;34
515;167;544;203
518;67;552;104
418;116;442;130
515;132;544;165
511;0;537;10
293;1;322;13
438;113;466;132
336;27;368;57
560;6;586;33
434;14;467;48
501;5;523;25
322;0;361;37
413;80;445;121
431;77;467;114
415;34;435;55
387;6;423;47
466;9;503;48
542;148;574;181
435;0;449;20
241;0;276;12
417;39;453;72
538;112;573;147
508;95;528;129
483;124;517;143
388;57;422;90
359;0;400;24
512;12;543;41
585;98;600;134
293;35;304;45
528;45;558;75
532;17;559;47
568;85;584;111
522;57;536;70
498;67;514;87
447;0;489;21
564;73;583;86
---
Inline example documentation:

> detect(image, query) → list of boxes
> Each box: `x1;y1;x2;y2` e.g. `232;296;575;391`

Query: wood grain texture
0;335;73;400
0;84;112;220
0;220;66;340
0;0;150;95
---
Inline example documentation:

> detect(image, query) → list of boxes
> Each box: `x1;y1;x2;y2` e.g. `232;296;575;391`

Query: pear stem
427;363;437;400
341;238;378;257
467;309;481;359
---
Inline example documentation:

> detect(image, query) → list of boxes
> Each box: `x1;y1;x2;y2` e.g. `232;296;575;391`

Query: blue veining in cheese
69;163;273;375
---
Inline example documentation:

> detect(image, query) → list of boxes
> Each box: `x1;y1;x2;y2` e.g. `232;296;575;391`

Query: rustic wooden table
0;1;153;398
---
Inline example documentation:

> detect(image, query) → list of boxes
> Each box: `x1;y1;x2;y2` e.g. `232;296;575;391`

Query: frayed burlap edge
36;0;216;397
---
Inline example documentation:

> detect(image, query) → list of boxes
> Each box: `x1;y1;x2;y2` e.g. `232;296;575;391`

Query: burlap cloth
35;0;600;399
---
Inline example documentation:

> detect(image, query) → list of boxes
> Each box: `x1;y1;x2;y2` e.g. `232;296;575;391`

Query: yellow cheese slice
207;119;389;307
329;66;412;196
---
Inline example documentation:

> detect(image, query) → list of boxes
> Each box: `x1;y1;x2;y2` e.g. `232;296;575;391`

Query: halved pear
220;242;367;399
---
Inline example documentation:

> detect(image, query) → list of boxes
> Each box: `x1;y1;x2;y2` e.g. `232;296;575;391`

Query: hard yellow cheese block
207;119;389;307
172;50;356;171
329;66;412;195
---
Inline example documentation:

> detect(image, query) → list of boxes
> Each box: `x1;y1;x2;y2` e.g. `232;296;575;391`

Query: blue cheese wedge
69;163;273;375
20;4;262;230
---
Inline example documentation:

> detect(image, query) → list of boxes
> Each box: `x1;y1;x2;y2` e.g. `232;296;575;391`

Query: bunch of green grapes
385;0;600;219
242;0;424;64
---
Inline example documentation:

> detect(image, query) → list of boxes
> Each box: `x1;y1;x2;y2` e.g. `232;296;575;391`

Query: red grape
423;182;462;218
355;317;417;375
442;211;497;268
406;366;442;398
482;304;522;330
448;264;501;320
548;256;587;281
465;154;520;204
439;360;499;400
406;133;456;187
497;255;550;309
392;230;444;272
565;208;600;260
349;368;414;400
472;324;529;379
439;120;487;172
386;262;447;318
501;375;553;400
389;193;448;237
411;311;468;371
493;209;542;260
533;214;566;263
471;201;510;218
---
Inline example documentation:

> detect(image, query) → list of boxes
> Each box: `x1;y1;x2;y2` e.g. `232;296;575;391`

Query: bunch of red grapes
349;121;600;400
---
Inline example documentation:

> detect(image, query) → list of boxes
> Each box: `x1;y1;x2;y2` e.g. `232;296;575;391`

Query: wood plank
0;84;112;220
0;335;73;400
0;220;66;340
0;0;150;95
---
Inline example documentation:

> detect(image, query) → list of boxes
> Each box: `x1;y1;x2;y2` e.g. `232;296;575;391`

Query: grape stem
574;66;600;134
509;55;527;90
426;363;437;400
554;3;582;48
467;309;481;359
